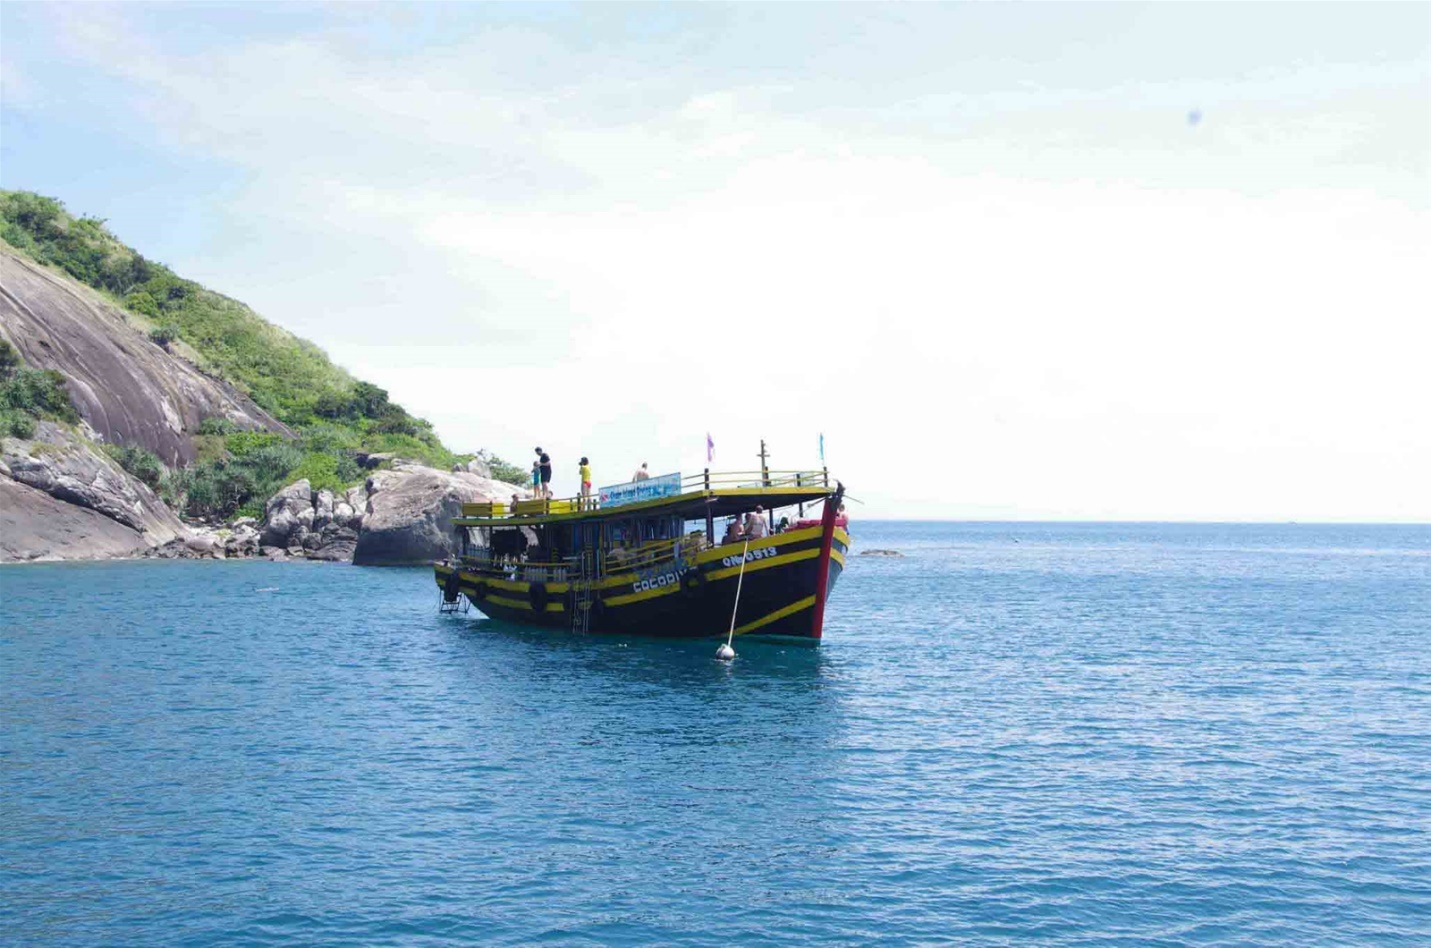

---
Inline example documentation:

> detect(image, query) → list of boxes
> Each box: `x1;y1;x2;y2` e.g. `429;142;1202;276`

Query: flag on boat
706;432;714;463
819;432;825;463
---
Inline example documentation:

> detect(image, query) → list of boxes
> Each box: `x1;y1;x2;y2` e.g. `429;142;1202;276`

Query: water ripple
2;523;1428;945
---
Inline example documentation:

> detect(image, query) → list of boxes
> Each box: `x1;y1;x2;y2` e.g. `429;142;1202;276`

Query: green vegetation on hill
1;190;521;519
0;338;80;438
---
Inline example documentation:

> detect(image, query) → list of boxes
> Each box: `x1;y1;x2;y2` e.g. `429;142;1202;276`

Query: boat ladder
571;550;595;634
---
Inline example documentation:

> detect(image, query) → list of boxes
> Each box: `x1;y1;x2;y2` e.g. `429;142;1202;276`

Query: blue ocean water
2;522;1428;946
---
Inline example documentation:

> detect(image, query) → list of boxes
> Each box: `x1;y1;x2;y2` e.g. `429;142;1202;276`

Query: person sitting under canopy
722;518;745;545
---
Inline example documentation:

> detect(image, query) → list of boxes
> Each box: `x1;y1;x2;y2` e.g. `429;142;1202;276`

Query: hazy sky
2;3;1427;520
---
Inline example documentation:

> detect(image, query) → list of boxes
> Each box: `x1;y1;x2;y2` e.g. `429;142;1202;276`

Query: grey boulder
352;466;520;566
259;479;313;549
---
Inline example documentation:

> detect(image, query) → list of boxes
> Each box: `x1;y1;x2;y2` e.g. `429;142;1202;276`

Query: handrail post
822;466;829;487
703;467;710;492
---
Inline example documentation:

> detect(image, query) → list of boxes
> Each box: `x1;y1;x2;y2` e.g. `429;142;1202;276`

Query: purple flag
706;433;714;463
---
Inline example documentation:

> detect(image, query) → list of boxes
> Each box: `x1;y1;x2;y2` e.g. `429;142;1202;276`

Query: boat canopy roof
454;469;837;527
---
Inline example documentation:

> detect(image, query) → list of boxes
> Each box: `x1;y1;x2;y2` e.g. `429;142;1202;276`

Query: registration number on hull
720;546;779;569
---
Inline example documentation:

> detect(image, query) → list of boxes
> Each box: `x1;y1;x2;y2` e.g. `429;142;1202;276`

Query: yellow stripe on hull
486;594;564;613
732;595;817;636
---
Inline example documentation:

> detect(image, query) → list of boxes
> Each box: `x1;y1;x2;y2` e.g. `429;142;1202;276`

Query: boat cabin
451;468;841;584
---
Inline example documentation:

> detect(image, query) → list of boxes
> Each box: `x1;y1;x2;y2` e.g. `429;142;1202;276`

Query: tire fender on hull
682;566;707;595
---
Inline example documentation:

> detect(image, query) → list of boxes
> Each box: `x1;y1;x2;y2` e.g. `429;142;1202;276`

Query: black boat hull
434;526;849;641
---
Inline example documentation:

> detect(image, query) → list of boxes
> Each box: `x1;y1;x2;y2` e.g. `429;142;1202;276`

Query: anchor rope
725;538;751;650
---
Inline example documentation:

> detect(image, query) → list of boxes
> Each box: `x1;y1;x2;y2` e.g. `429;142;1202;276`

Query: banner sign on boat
598;472;682;509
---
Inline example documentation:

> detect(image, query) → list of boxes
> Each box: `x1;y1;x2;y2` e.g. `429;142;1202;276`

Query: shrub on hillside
351;381;389;419
298;423;359;455
372;412;420;437
224;430;286;457
172;460;258;520
0;409;36;439
0;340;78;437
149;324;180;349
0;366;80;425
124;290;161;318
243;443;305;486
192;434;229;465
0;338;20;380
196;416;238;436
313;389;357;420
104;442;165;491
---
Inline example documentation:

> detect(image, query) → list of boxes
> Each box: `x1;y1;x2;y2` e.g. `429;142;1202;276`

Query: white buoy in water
715;642;736;661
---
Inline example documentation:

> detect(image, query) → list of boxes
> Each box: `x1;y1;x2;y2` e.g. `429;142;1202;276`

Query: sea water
2;523;1428;945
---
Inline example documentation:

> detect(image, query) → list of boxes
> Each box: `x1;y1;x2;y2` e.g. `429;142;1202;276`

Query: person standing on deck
535;447;553;499
579;457;593;509
744;505;768;539
632;462;650;482
531;460;541;498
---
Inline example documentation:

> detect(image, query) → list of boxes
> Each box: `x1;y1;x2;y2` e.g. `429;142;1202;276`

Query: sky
2;2;1428;521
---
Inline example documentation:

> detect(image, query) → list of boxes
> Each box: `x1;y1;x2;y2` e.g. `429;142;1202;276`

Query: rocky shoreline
1;428;524;566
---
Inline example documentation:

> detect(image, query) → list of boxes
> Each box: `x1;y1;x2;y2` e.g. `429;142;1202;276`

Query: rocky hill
0;191;524;564
1;247;287;466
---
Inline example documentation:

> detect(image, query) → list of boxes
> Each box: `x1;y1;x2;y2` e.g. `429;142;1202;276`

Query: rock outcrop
0;476;156;561
0;421;187;562
257;479;366;561
352;464;522;566
454;456;491;477
0;248;289;467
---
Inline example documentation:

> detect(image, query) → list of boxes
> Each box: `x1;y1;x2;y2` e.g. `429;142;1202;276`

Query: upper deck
454;468;836;527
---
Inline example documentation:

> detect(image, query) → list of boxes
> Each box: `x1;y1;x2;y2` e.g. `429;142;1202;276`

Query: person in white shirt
744;505;768;539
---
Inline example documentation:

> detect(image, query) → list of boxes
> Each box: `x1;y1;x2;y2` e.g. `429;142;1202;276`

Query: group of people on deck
527;449;655;509
523;452;661;512
722;506;770;544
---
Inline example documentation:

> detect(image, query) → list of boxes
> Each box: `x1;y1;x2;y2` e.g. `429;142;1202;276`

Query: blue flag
819;432;825;463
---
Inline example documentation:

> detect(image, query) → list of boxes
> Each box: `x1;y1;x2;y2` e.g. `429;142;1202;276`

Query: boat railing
459;555;570;584
459;468;830;519
679;469;829;492
602;534;706;575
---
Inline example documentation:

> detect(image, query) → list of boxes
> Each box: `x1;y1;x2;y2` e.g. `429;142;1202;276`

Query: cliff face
0;248;288;467
0;421;187;562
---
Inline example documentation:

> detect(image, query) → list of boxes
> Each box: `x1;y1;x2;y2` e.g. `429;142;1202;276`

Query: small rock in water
859;549;904;557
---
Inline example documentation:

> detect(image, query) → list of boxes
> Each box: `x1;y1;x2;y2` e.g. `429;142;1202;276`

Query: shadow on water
428;613;851;777
448;614;834;688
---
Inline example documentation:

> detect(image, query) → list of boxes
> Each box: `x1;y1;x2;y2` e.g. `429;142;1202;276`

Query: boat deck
455;469;836;526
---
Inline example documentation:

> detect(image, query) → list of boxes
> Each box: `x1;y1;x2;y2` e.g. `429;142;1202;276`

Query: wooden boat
433;469;849;641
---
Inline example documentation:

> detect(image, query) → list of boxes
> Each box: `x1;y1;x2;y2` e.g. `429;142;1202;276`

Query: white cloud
39;6;1431;519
